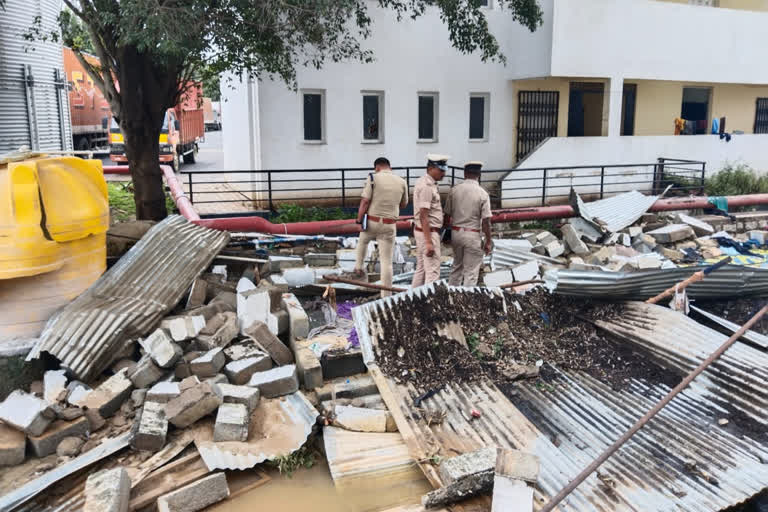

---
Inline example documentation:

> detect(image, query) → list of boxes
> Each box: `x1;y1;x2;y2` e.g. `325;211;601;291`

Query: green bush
271;203;353;223
705;163;768;196
108;181;177;223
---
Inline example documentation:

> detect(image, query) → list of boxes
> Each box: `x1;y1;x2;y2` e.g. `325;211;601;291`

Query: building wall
656;0;768;11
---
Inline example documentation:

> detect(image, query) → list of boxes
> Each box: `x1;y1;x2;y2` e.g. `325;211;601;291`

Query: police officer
445;161;492;286
354;157;408;297
412;154;449;287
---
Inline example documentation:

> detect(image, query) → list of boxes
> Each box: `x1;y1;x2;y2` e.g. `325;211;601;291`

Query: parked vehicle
63;47;111;151
109;83;204;171
203;97;221;131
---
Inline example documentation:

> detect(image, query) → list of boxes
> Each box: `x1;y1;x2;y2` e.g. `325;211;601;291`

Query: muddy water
210;458;431;512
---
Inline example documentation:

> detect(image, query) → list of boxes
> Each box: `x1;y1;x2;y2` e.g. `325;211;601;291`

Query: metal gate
516;90;559;162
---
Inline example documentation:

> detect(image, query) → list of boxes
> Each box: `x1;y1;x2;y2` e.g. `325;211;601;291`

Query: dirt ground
373;285;682;393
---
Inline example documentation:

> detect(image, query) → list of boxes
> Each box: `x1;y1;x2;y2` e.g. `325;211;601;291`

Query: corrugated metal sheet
352;286;768;511
27;216;229;381
544;265;768;299
0;0;72;153
196;391;318;470
573;189;658;234
690;304;768;349
490;247;565;271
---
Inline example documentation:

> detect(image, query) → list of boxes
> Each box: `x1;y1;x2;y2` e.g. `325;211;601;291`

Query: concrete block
175;351;203;380
131;389;147;408
196;312;239;351
567;218;602;243
185;277;208;310
247;365;299;398
268;255;304;272
84;409;106;432
521;232;538;245
81;369;133;419
127;357;165;389
510;260;539;282
224;355;272;385
586;246;616;265
190;348;226;378
320;348;366;380
544;240;564;258
111;359;137;374
483;269;512;288
43;369;68;403
146;382;181;404
67;381;92;406
560;224;589;255
206;374;229;386
28;416;89;458
238;286;278;335
677;213;714;236
439;446;497;484
660;247;684;261
316;375;378;401
627;226;643;237
166;316;206;342
131;401;167;452
213;403;249;442
56;406;84;421
0;422;26;466
244;321;294;365
530;244;546;255
748;230;768;244
646;224;695;243
266;273;291;287
281;293;309;344
218;383;260;412
535;231;556;245
165;382;223;428
142;329;182;369
179;376;201;391
637;255;663;270
296;347;323;390
156;472;229;512
84;467;131;512
334;405;387;433
224;342;267;362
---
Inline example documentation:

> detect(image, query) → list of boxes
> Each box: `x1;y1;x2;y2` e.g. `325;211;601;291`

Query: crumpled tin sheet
490;247;565;271
544;265;768;300
690;304;768;349
27;216;229;381
572;189;659;234
196;391;319;471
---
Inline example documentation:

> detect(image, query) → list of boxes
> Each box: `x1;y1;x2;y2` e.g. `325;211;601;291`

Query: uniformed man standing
353;157;408;297
445;161;492;287
411;154;449;287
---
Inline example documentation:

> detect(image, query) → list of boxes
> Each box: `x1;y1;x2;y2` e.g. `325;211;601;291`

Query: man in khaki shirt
411;154;448;287
354;157;408;297
445;161;492;286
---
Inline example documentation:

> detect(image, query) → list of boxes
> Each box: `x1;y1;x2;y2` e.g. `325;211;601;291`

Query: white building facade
222;0;768;207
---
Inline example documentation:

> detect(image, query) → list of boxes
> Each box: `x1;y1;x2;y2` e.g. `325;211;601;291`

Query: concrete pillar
606;76;625;137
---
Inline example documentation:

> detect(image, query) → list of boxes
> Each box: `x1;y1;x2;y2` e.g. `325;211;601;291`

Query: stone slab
247;365;299;398
131;401;167;452
244;321;294;365
218;383;260;412
333;405;387;433
213;403;249;442
165;382;223;428
0;390;55;436
82;369;134;418
281;293;310;345
560;224;589;255
156;472;229;512
646;224;696;243
438;446;497;484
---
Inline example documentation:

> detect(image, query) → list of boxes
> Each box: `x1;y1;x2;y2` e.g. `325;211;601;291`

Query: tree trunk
123;125;167;221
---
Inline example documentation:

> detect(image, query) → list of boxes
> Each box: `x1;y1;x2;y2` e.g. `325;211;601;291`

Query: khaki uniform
445;180;491;286
411;173;443;287
355;169;408;297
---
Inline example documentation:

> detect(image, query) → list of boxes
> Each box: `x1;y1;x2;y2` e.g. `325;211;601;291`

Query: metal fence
181;157;705;214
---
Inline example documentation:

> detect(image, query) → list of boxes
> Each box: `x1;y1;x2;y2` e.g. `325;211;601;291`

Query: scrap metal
690;304;768;349
571;188;661;234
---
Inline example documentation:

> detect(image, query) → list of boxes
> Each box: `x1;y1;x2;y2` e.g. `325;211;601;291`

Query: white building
222;0;768;208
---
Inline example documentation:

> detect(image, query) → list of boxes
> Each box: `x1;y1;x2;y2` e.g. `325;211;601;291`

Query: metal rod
322;274;406;293
213;255;268;263
498;279;545;289
645;257;732;304
539;303;768;512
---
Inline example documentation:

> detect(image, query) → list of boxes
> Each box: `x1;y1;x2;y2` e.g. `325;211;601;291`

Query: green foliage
108;181;176;222
493;337;504;358
705;163;768;196
466;332;480;358
202;71;221;102
59;9;94;53
268;446;315;477
271;204;353;223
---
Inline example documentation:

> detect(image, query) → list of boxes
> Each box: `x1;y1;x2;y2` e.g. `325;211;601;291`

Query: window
680;87;711;135
362;91;384;143
516;91;558;161
479;0;490;6
469;93;490;141
755;98;768;134
302;90;325;142
621;84;637;136
418;92;439;142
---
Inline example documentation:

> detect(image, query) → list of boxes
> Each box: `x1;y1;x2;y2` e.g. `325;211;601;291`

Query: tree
51;0;542;220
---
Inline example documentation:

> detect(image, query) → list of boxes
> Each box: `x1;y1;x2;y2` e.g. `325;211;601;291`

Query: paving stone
146;382;181;404
646;224;695;243
560;224;589;255
483;269;512;288
141;329;183;369
296;347;323;390
544;240;564;258
218;384;260;412
0;422;26;466
281;293;309;345
213;403;249;442
43;369;68;403
56;436;85;457
127;356;165;389
0;390;56;436
510;260;539;282
156;472;229;512
28;416;89;458
196;312;239;351
677;213;714;236
247;365;299;398
438;446;497;484
316;375;378;401
165;315;206;342
84;467;131;512
131;401;168;452
224;355;272;385
244;321;294;365
334;405;387;433
190;348;226;378
185;277;208;310
223;342;267;362
165;382;223;428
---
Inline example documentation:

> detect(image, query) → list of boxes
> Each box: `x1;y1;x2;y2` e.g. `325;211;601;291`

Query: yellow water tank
0;156;108;341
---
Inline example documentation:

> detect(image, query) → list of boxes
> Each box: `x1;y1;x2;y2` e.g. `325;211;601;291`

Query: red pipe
103;165;131;174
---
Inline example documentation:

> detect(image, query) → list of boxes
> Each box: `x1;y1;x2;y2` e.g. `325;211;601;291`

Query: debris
247;365;299;398
214;403;250;442
510;260;540;282
175;352;203;379
67;381;92;406
84;368;134;418
165;381;223;428
0;390;55;436
334;405;388;433
422;466;493;509
191;348;227;378
128;453;210;511
132;401;168;452
0;422;26;466
244;321;294;365
146;381;181;404
224;341;267;362
28;416;89;458
560;224;589;255
677;213;715;236
127;356;166;389
238;282;278;335
483;269;513;288
718;418;729;426
281;293;310;344
165;315;206;342
156;472;230;512
568;217;602;243
224;355;272;385
492;449;540;512
142;329;183;368
186;277;208;310
296;347;323;390
56;406;84;421
84;467;131;512
219;383;261;412
571;189;659;234
660;247;684;261
43;369;68;403
56;436;85;457
637;254;663;270
316;375;379;401
646;224;696;244
438;446;497;484
544;240;565;258
196;311;239;350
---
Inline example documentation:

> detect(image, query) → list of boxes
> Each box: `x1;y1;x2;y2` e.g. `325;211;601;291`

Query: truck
203;97;221;131
108;82;205;172
63;47;111;151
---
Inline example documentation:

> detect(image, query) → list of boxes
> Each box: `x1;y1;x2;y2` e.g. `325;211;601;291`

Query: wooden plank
129;452;209;511
227;470;271;500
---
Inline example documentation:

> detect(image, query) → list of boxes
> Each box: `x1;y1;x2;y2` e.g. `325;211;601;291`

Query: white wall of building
550;0;768;85
502;134;768;207
221;72;261;171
